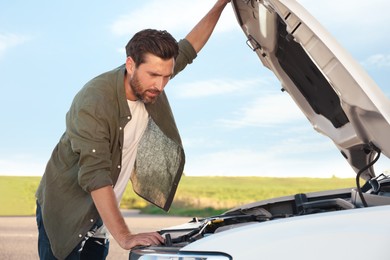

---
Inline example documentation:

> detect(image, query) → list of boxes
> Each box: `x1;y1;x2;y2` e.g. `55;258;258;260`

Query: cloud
298;0;390;27
362;54;390;68
0;155;45;176
184;144;355;178
218;93;305;128
0;33;30;58
110;0;237;37
173;77;307;128
173;78;268;98
297;0;390;45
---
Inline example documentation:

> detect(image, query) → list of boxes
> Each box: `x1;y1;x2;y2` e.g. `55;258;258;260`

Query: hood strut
356;143;382;207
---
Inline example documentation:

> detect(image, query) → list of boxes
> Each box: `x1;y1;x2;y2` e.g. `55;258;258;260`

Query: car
129;0;390;259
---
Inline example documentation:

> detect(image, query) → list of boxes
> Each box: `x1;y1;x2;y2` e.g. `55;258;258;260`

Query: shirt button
78;234;82;238
117;165;121;169
90;219;94;222
119;127;122;131
92;149;96;153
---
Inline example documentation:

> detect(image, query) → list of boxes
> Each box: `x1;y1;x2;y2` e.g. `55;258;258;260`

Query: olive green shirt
36;39;197;259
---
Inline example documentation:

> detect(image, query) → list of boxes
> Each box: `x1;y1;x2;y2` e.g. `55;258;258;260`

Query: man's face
126;53;175;104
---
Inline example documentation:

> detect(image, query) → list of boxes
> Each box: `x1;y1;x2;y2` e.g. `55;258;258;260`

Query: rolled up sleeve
67;90;114;192
172;39;197;78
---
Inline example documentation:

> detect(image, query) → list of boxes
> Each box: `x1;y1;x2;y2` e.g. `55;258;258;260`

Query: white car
129;0;390;259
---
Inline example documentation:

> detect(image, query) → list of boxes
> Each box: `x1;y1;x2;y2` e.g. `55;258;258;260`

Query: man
35;0;231;259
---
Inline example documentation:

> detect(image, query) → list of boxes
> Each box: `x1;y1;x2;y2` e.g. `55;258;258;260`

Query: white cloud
182;137;224;149
173;78;268;98
298;0;390;27
110;0;237;37
297;0;390;45
0;33;29;58
184;146;355;178
362;54;390;68
219;93;305;128
266;135;333;156
0;155;45;176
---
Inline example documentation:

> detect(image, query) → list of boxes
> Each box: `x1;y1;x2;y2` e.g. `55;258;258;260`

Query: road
0;210;191;260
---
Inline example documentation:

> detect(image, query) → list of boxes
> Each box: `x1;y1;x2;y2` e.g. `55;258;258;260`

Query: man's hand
118;232;165;250
91;186;164;250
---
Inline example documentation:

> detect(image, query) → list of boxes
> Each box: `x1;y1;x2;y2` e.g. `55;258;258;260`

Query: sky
0;0;389;178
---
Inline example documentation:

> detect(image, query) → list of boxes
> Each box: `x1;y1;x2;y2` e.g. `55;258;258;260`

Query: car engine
156;173;390;248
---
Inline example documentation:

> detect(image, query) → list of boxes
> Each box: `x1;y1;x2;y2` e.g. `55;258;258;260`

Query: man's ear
125;56;135;74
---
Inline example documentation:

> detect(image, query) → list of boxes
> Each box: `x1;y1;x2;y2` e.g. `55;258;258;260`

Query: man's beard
129;72;160;104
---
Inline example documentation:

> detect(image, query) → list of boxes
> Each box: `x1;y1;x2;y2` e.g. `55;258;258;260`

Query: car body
129;0;390;259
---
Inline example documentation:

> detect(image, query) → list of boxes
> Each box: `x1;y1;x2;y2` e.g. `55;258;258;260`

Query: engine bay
156;173;390;248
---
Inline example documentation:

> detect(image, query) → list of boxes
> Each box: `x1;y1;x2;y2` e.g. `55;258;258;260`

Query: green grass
0;176;355;217
0;176;41;216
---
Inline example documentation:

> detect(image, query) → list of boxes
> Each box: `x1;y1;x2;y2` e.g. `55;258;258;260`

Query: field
0;176;355;217
0;176;41;216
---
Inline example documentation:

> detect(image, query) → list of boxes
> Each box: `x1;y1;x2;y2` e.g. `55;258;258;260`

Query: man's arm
185;0;231;53
91;186;164;249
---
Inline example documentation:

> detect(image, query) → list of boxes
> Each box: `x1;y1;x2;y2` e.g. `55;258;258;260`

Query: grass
0;176;41;216
0;175;356;217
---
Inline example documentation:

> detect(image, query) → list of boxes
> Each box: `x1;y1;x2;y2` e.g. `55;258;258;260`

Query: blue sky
0;0;389;178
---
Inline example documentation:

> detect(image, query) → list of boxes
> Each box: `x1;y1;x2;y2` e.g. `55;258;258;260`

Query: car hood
231;0;390;180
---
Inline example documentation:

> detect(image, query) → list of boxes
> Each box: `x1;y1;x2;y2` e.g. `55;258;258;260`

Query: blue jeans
36;201;109;260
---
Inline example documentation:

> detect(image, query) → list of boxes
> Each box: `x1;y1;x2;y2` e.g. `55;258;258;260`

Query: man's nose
155;82;163;91
155;77;168;91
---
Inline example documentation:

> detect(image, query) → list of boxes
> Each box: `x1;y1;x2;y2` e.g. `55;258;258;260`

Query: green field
0;175;355;217
0;176;41;216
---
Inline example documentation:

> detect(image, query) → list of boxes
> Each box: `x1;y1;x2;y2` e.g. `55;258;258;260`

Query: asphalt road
0;210;191;260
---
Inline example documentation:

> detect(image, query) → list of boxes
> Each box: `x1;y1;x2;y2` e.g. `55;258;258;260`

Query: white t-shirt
94;99;149;238
115;100;149;202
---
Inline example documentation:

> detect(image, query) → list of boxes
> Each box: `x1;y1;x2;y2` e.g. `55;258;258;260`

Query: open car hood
231;0;390;180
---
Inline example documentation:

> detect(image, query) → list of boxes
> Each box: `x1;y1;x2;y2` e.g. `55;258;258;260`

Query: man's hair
125;29;179;67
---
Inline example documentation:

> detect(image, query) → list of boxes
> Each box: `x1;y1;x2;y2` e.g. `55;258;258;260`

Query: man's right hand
118;231;165;249
91;186;164;250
